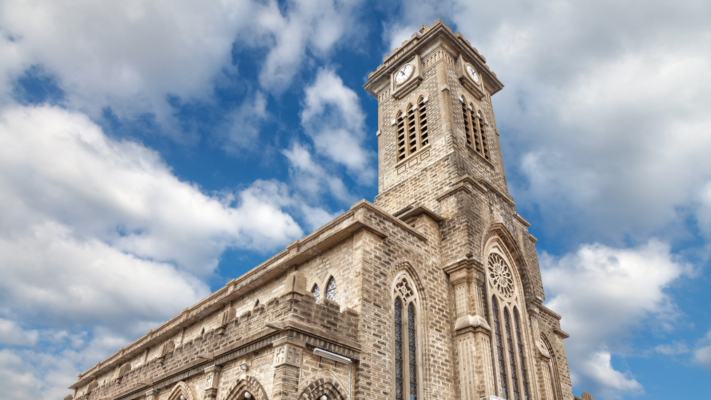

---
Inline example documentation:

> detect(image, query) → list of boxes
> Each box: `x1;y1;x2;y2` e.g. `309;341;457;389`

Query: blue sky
0;1;710;399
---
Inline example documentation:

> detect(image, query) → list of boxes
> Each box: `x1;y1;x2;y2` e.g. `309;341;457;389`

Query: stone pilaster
203;365;222;400
144;390;156;400
445;259;495;400
271;337;305;400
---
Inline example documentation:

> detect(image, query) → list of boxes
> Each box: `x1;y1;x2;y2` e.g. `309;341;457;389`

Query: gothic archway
298;377;347;400
167;381;197;400
223;376;269;400
483;223;535;300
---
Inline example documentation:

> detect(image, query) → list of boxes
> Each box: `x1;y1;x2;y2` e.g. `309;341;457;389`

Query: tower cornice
363;19;504;98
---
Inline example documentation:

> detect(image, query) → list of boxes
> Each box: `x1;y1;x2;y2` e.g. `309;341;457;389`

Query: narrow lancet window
408;302;418;399
505;309;520;400
492;296;509;399
312;284;320;302
326;277;336;301
395;299;404;400
514;308;530;400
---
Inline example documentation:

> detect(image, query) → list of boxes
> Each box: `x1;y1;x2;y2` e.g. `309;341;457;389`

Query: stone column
271;337;305;400
203;365;222;400
144;390;157;400
445;259;495;400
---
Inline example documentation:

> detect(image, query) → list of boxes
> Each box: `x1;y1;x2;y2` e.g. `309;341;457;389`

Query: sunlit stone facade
68;19;576;400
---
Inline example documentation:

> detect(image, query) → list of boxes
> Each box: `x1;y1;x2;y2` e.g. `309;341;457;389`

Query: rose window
488;253;514;298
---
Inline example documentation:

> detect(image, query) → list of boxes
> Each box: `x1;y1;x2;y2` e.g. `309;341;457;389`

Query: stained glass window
312;284;320;302
504;309;520;400
326;277;336;301
394;299;404;400
492;296;508;399
514;308;530;400
408;303;417;400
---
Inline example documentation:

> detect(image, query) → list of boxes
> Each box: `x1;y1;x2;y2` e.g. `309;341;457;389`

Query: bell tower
364;19;576;400
364;19;517;267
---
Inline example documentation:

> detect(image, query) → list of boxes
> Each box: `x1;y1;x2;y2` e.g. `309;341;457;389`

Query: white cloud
0;104;306;399
387;1;711;246
542;240;690;398
0;105;303;277
257;0;362;91
0;0;363;131
282;141;356;204
222;91;269;151
0;319;39;347
654;341;690;356
301;68;374;183
693;329;711;369
300;204;343;231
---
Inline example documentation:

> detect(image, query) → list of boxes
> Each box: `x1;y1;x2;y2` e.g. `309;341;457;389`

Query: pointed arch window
514;308;531;400
488;249;531;400
460;96;490;160
393;275;419;400
396;97;428;162
504;309;520;400
312;284;320;302
492;296;509;399
325;277;336;301
394;299;404;400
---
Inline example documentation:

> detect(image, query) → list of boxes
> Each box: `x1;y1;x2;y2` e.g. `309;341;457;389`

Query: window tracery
489;253;514;298
487;243;531;400
312;284;320;302
326;277;336;301
393;274;420;400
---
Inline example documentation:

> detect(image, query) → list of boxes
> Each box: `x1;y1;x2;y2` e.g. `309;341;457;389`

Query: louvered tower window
396;97;428;162
460;97;490;161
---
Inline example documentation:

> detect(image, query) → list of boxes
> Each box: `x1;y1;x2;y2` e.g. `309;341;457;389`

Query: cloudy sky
0;1;709;399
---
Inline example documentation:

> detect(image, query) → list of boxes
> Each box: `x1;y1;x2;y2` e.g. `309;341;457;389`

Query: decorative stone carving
488;253;514;298
273;338;304;368
395;277;414;302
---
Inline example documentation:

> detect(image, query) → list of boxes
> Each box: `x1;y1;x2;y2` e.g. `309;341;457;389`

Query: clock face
395;64;414;84
466;64;479;83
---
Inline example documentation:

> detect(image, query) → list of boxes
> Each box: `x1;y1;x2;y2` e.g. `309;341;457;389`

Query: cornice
364;19;504;98
71;200;424;388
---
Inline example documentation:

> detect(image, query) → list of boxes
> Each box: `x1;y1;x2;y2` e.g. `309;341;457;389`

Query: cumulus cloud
654;341;690;356
301;68;375;183
0;319;39;347
542;240;691;398
0;0;363;131
256;0;362;91
0;104;306;398
693;329;711;368
0;105;302;276
388;1;711;246
222;91;269;151
282;141;356;204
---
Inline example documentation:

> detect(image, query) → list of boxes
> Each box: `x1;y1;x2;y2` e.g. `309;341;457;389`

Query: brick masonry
68;19;575;400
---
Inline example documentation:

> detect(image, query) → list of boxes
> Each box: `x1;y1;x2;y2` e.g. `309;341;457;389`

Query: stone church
68;19;583;400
